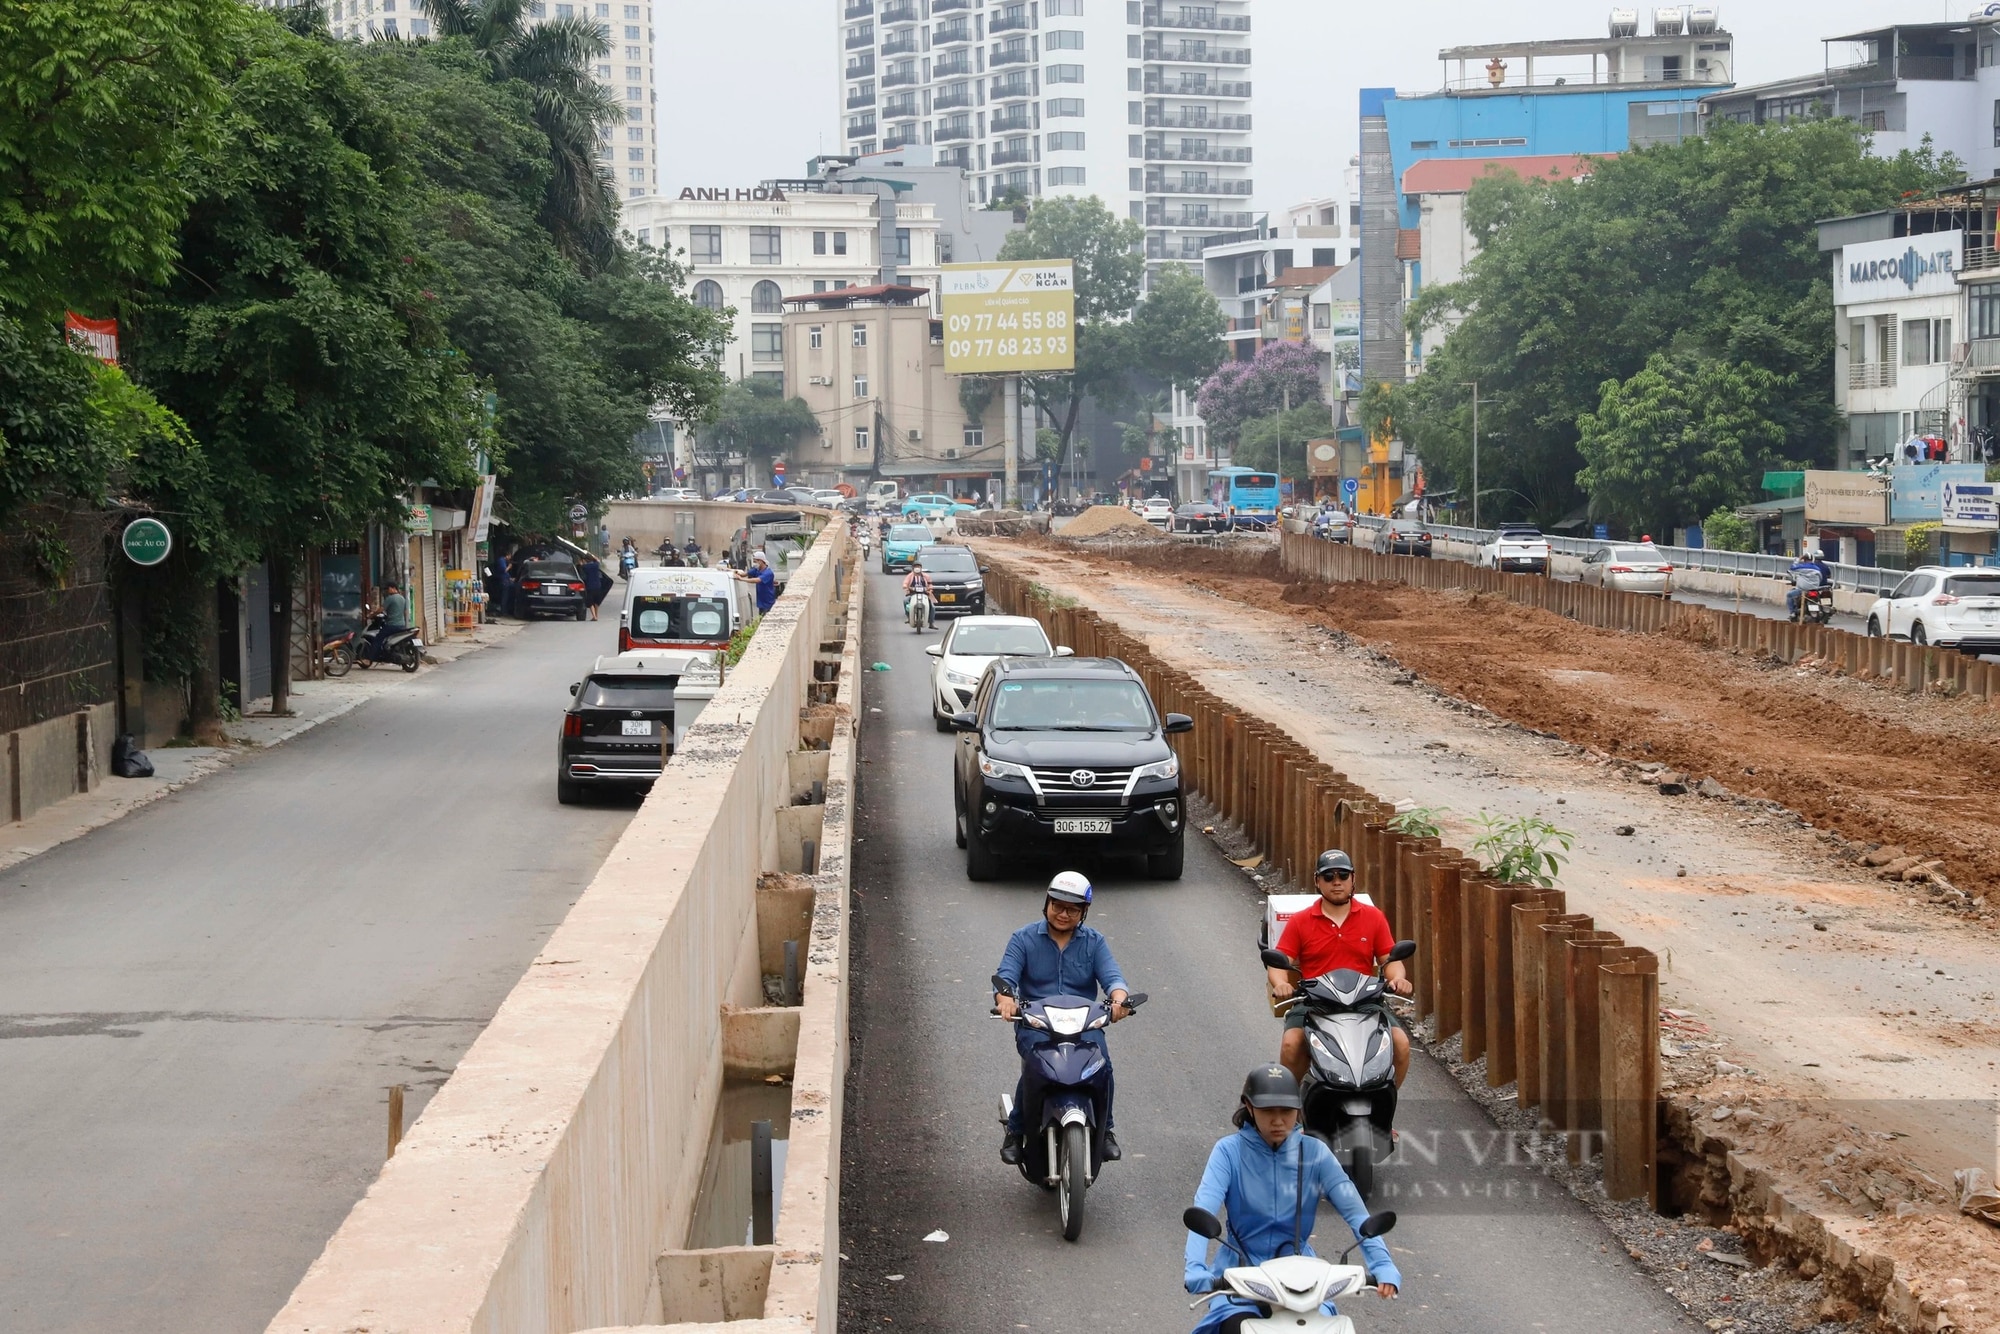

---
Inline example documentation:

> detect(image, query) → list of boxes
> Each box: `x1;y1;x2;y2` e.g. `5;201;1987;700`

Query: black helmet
1315;849;1354;878
1240;1064;1303;1110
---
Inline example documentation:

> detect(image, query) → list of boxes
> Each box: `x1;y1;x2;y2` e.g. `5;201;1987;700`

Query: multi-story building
256;0;661;200
835;0;1254;280
1360;13;1734;382
1200;193;1361;363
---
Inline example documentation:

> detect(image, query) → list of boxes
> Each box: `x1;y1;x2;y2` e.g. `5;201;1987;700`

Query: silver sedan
1580;543;1672;595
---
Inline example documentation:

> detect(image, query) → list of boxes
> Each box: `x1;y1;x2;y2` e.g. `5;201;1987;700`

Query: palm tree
418;0;622;266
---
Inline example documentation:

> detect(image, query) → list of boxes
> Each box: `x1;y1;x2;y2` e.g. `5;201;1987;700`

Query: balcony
990;108;1034;132
937;146;971;168
1146;43;1249;64
1847;361;1898;390
881;95;918;118
879;0;918;24
990;8;1033;32
844;54;874;77
883;67;920;87
933;0;971;10
844;28;873;49
992;44;1033;66
933;85;974;110
880;31;918;56
991;146;1035;165
883;128;920;150
847;114;876;135
935;120;975;141
846;89;875;108
843;0;872;16
1969;339;2000;372
1143;6;1250;30
1146;178;1253;195
991;76;1035;100
933;19;971;44
1145;144;1251;163
933;52;973;77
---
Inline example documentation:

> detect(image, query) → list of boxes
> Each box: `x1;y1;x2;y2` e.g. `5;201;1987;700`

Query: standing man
1268;850;1412;1088
380;582;410;631
994;872;1132;1164
735;551;777;618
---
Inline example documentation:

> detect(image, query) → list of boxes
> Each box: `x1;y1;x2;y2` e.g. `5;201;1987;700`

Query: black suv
914;544;986;618
516;558;587;619
951;657;1192;881
556;665;678;803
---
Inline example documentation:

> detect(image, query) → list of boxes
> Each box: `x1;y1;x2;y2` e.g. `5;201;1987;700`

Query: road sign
121;517;171;566
940;260;1076;375
1340;477;1359;501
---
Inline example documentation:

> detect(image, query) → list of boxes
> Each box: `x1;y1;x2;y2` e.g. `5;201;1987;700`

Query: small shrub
1471;812;1573;888
1387;805;1444;839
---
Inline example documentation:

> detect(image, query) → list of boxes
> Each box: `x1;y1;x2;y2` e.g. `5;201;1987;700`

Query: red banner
65;313;119;365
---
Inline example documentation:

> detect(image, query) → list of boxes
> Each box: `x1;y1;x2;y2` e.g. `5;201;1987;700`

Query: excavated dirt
1052;503;1163;540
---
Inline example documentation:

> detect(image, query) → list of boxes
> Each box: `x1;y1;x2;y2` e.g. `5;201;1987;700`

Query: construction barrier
1278;529;2000;702
983;560;1662;1205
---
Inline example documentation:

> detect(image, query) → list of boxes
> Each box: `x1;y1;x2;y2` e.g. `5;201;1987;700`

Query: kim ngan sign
939;260;1076;375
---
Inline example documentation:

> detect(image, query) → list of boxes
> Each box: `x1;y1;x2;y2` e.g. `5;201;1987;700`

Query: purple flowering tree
1195;340;1325;446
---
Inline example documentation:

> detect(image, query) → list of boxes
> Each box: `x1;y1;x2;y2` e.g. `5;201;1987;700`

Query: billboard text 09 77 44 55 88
939;260;1076;375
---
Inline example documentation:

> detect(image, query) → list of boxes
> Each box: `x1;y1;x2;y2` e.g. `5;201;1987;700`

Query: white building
836;0;1254;279
261;0;661;200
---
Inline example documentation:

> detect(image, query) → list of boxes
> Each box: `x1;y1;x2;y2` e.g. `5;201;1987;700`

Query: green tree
0;0;242;320
1700;505;1755;552
1128;264;1226;388
1234;401;1336;475
1575;353;1785;535
698;378;820;482
1395;120;1964;525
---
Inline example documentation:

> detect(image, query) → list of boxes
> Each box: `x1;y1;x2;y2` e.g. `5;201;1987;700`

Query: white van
620;566;744;655
865;480;901;512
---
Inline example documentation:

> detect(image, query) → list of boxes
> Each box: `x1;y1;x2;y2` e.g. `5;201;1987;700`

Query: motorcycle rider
1184;1066;1401;1332
901;562;936;630
1269;850;1413;1089
995;872;1132;1164
1786;547;1833;620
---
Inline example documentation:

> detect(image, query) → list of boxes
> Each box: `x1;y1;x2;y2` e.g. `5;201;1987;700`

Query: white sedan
923;615;1072;729
1864;565;2000;650
1139;497;1176;527
1579;543;1673;596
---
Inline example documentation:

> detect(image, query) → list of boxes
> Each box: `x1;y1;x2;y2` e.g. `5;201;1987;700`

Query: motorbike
1183;1205;1398;1334
1795;584;1835;625
320;626;356;677
352;611;422;673
618;549;639;580
1261;941;1416;1201
906;588;933;631
994;979;1147;1241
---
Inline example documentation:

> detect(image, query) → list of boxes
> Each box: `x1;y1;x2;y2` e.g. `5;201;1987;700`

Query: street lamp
1459;381;1497;530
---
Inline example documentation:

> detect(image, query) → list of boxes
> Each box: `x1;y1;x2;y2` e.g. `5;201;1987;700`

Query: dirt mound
1057;504;1158;539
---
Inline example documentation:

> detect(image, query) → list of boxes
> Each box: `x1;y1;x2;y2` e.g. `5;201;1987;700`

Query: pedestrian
598;523;610;557
381;581;410;631
578;553;610;620
735;551;778;617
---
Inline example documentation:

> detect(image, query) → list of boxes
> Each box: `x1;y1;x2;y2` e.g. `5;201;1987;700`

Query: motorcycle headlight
944;669;979;686
1132;755;1179;782
978;753;1029;780
1308;1031;1336;1065
1236;1278;1280;1303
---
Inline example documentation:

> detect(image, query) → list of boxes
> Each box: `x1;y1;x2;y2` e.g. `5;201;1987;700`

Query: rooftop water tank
1608;6;1639;36
1687;5;1718;33
1653;6;1686;34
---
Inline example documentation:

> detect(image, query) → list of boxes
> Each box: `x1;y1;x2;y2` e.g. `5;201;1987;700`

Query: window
855;427;871;452
628;147;645;161
625;23;640;37
1314;304;1331;330
383;16;398;33
1048;0;1083;12
894;227;911;263
627;86;643;101
627;66;644;80
1130;168;1144;190
1048;97;1086;117
853;372;870;397
636;227;650;245
627;168;646;182
1129;100;1142;124
939;233;953;262
412;18;430;34
627;126;645;140
692;280;723;311
1047;29;1084;49
752;280;783;314
752;324;783;362
809;325;824;349
1129;67;1142;90
813;230;827;254
1049;131;1086;151
1047;64;1085;83
1129;134;1143;157
690;226;721;264
596;64;612;78
750;226;781;264
625;3;639;13
1049;166;1087;185
1901;317;1952;363
813;280;828;293
964;425;985;450
852;323;869;347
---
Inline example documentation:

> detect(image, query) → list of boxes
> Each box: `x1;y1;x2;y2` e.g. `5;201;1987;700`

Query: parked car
901;493;977;520
1580;543;1673;596
1375;520;1433;557
710;487;756;503
950;656;1192;880
1139;496;1176;527
555;657;680;803
1310;507;1356;543
1477;525;1552;575
758;487;818;507
811;489;847;508
1864;566;2000;650
651;486;703;501
880;522;937;572
912;544;987;620
516;558;588;620
1172;502;1227;534
923;614;1071;728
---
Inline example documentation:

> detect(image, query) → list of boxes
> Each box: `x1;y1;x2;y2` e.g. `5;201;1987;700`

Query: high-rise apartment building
836;0;1253;280
255;0;659;200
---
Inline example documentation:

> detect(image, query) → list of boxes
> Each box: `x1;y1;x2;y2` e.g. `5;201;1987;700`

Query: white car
1139;497;1176;527
1864;565;2000;649
1580;542;1673;596
811;489;847;508
922;615;1072;729
1477;525;1552;574
652;486;702;501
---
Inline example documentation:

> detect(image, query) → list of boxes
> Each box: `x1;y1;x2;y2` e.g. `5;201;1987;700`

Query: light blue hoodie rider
1184;1066;1402;1334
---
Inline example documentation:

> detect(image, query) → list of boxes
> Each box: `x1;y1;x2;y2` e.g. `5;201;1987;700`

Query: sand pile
1058;505;1163;540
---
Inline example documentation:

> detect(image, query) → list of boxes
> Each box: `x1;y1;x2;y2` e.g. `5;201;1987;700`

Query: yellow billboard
939;260;1076;374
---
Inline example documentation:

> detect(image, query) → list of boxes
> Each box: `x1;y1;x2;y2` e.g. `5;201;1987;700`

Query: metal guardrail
1345;515;1904;596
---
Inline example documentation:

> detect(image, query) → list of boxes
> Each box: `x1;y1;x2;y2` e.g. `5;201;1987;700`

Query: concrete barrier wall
4;701;115;824
269;532;860;1334
603;501;832;566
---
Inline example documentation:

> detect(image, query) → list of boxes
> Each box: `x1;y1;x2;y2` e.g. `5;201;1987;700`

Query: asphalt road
839;567;1698;1334
0;599;637;1334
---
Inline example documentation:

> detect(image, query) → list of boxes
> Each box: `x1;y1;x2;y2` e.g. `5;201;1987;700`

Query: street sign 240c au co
121;517;171;566
940;260;1076;375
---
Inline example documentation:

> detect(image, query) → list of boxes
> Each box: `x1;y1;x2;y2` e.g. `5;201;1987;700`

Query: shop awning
1761;470;1805;498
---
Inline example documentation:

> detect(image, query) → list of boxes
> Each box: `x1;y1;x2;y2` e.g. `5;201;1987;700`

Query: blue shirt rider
1185;1065;1403;1334
1786;550;1832;618
994;871;1130;1164
735;552;778;615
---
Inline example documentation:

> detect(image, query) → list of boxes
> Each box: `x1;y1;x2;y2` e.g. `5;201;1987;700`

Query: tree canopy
1390;119;1964;527
697;377;819;483
1196;340;1324;448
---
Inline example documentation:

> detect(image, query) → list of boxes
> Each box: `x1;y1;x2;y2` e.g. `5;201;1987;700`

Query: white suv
1864;565;2000;650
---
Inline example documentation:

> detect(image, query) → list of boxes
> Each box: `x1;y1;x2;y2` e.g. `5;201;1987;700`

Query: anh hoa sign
1833;229;1962;304
677;185;789;201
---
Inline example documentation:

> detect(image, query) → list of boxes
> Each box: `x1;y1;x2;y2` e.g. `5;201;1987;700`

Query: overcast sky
658;0;1959;212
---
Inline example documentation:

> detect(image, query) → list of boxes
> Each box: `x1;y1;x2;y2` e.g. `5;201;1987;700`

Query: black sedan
1376;522;1433;557
1171;502;1226;534
517;560;588;619
557;669;677;802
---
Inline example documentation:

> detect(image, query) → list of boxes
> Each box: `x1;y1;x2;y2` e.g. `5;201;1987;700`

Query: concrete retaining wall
268;533;860;1334
4;701;115;824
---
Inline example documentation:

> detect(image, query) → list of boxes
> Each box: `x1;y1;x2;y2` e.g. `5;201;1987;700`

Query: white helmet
1046;870;1094;906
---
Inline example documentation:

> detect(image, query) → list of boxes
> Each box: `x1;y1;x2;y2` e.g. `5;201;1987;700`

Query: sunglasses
1316;870;1354;882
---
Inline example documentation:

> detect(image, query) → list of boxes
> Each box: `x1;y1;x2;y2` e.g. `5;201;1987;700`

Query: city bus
1207;467;1281;529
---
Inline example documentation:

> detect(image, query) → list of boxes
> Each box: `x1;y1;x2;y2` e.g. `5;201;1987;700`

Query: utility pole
1280;384;1291;505
1460;381;1494;530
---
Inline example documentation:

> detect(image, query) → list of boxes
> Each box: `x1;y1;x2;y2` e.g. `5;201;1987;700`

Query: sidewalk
0;621;526;874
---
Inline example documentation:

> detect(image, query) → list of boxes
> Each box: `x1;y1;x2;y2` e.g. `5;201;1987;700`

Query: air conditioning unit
943;447;959;459
808;375;831;386
908;429;923;442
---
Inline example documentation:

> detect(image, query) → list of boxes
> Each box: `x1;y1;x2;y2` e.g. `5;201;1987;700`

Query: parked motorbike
320;626;356;677
353;611;422;673
906;589;932;631
1261;941;1416;1200
994;979;1147;1241
1795;585;1835;625
1183;1205;1398;1334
